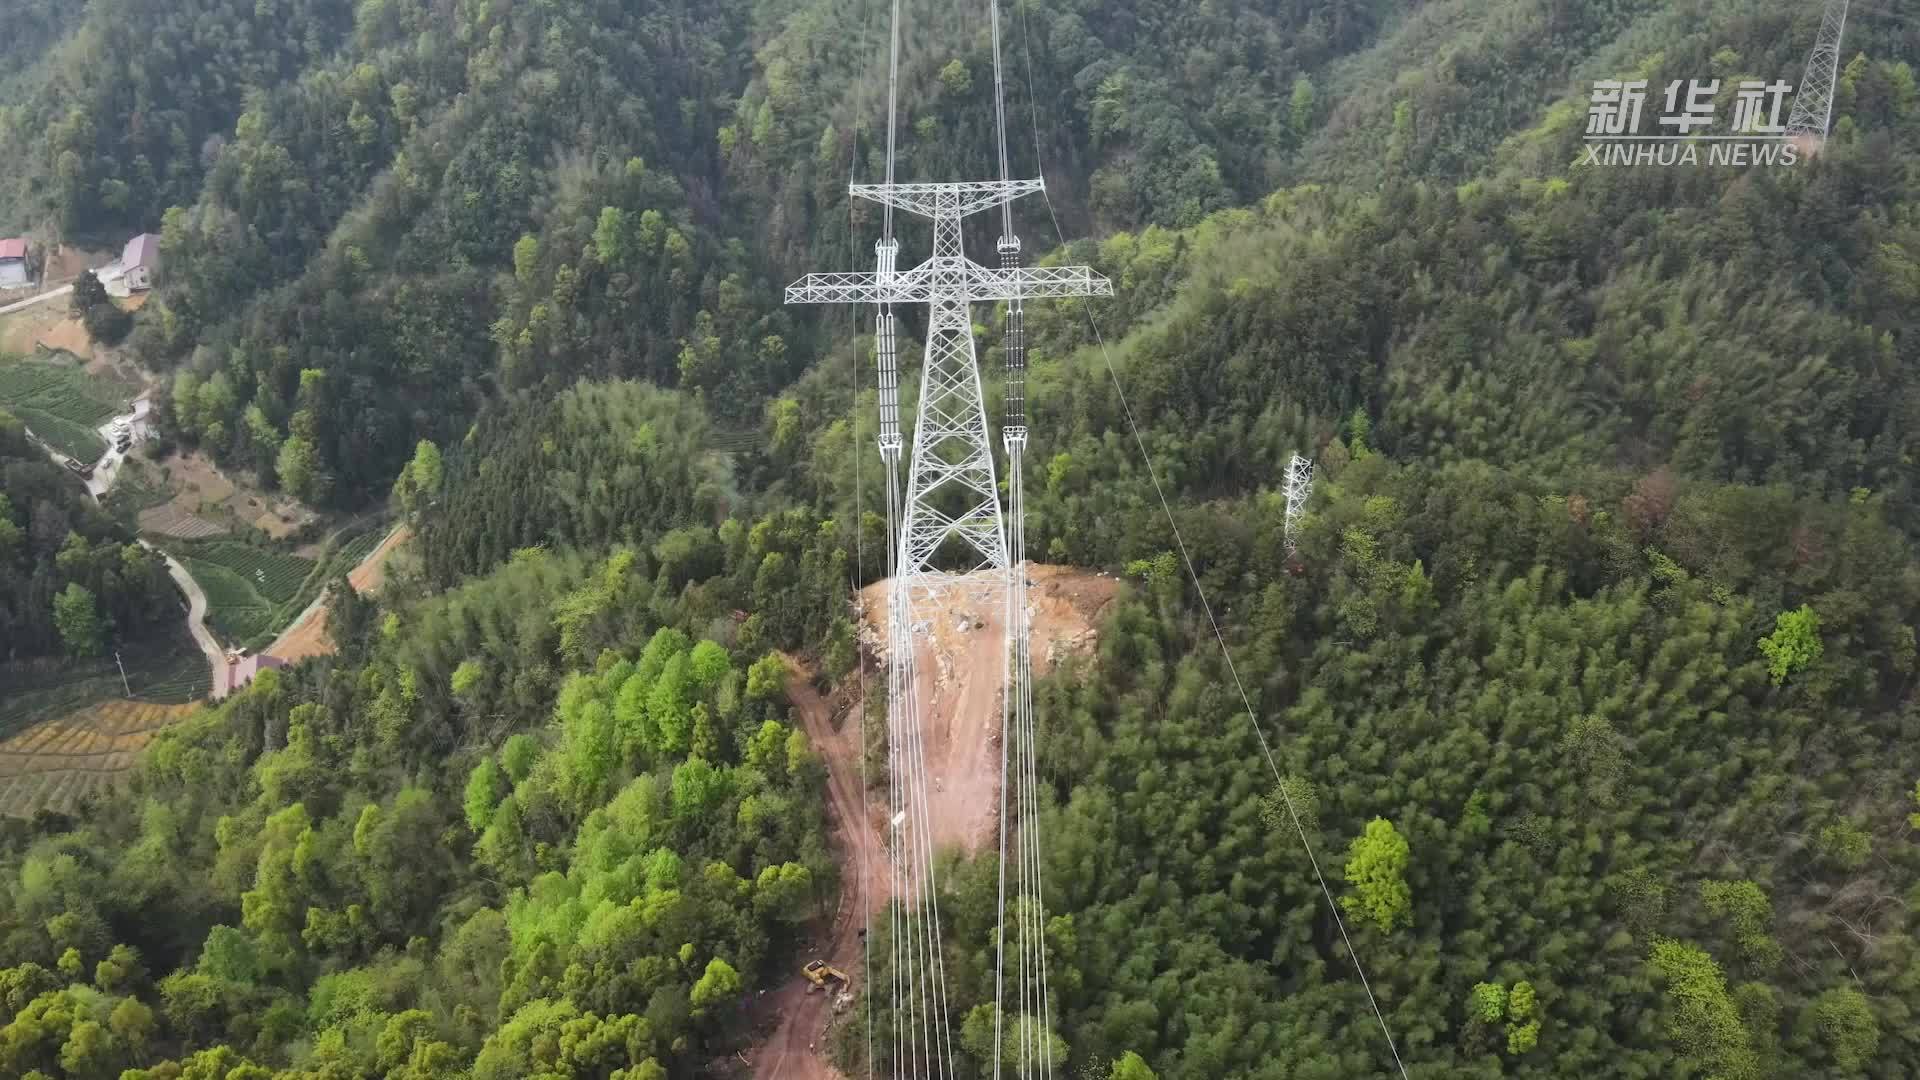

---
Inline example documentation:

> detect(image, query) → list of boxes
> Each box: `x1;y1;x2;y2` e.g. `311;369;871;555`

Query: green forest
2;0;1920;1076
0;411;176;662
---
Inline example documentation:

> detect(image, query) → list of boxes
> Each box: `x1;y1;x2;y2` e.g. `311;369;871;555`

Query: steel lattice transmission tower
789;184;1109;589
1283;455;1314;555
1786;0;1851;139
787;85;1111;1080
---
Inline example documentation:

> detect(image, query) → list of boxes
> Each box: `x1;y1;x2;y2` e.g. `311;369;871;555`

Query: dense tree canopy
0;411;175;662
3;0;1920;1076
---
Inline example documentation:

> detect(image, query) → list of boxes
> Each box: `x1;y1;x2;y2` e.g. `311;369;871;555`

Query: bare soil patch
270;606;336;664
348;525;411;593
85;340;157;386
162;450;237;507
746;565;1114;1078
145;450;315;538
266;526;412;662
36;317;91;359
252;507;309;539
858;564;1116;855
0;303;65;356
42;246;114;283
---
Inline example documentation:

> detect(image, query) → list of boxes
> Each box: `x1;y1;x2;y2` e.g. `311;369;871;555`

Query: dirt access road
267;525;411;662
748;565;1115;1078
29;401;407;693
750;660;890;1080
0;283;72;318
24;395;227;696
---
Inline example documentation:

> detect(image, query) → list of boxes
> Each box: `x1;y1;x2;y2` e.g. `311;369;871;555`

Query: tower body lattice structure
1284;455;1314;555
788;180;1109;1079
790;181;1108;600
1786;0;1850;139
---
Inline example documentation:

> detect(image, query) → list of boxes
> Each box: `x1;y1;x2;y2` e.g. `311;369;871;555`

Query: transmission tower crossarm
787;264;1112;305
851;178;1045;219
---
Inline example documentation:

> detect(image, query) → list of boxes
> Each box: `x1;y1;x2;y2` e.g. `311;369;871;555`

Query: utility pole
1786;0;1851;141
113;651;131;696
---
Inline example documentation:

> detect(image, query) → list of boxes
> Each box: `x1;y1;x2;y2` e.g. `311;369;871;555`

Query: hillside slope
0;1;1918;1078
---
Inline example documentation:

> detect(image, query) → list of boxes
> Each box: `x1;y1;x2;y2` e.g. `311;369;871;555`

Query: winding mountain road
24;397;227;696
141;541;228;698
751;659;882;1080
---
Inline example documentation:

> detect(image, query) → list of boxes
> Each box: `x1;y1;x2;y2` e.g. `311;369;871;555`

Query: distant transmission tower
1284;455;1314;555
785;0;1112;1072
1786;0;1850;140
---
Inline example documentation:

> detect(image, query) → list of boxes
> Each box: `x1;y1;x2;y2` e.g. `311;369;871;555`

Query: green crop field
8;405;104;461
174;541;318;648
0;358;127;423
0;357;131;462
183;541;314;603
333;526;386;569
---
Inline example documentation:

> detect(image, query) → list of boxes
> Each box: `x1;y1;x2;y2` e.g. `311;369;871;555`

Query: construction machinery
801;960;849;993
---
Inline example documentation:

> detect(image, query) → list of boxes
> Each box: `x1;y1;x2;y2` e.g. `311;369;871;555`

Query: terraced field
0;700;201;818
0;622;212;742
334;526;387;568
0;354;134;461
138;502;227;539
172;540;318;649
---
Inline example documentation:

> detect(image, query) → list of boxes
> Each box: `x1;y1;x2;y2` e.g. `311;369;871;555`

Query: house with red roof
0;238;28;289
214;649;288;700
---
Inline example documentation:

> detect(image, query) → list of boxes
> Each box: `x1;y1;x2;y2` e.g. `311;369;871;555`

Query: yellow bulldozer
802;960;850;992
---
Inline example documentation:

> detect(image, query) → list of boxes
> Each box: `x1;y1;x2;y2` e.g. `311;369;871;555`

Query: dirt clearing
139;449;316;538
36;318;91;358
348;525;411;592
269;603;337;665
858;564;1117;854
0;291;136;359
0;303;66;356
747;564;1114;1078
42;246;115;283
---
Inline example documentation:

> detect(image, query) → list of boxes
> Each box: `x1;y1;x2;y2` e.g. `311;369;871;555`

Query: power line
798;2;1109;1074
1013;4;1411;1076
1034;185;1410;1078
849;24;876;1077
